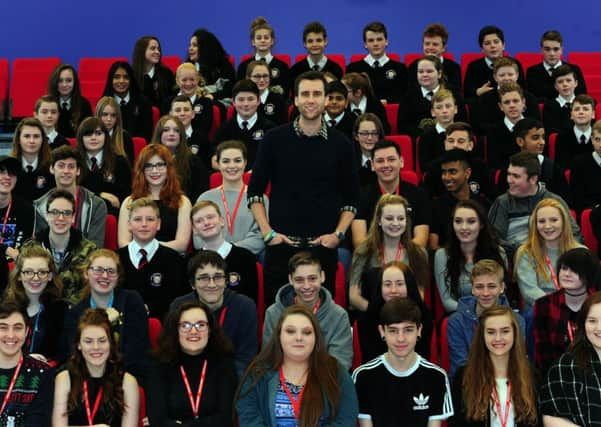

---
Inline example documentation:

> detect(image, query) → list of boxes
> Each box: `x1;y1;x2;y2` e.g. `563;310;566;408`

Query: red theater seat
9;57;61;118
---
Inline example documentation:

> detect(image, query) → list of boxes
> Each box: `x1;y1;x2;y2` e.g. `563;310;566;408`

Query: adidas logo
413;393;430;410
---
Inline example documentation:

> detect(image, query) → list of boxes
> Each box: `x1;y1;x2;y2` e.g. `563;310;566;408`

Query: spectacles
143;161;167;171
179;321;209;333
195;273;226;286
47;209;74;218
21;270;50;279
88;266;118;277
250;74;270;81
357;131;380;138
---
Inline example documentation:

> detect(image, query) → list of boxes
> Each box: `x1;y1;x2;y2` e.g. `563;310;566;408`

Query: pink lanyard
219;185;246;235
491;381;512;427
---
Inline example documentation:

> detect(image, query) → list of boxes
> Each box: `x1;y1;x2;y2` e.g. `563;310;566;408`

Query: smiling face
423;36;446;57
35;101;59;129
517;128;545;155
20;257;52;299
47;197;75;235
453;207;481;244
248;64;270;92
355;120;379;154
233;91;260;120
484;314;514;358
364;31;388;58
499;91;525;122
507;165;537;197
379;203;407;240
128;206;160;245
536;205;563;245
145;39;161;65
290;263;324;306
295;79;326;121
57;68;75;98
417;59;441;90
381;266;407;302
372;147;403;184
191;205;224;240
325;91;347;117
143;154;167;188
444;130;473;151
0;169;17;196
252;29;274;54
19;125;43;157
177;69;199;97
559;265;586;293
441;160;470;193
303;32;327;56
78;325;110;370
585;303;601;353
85;256;119;297
82;127;105;156
280;313;316;363
112;67;130;97
218;148;246;183
178;307;210;356
0;312;27;360
379;320;421;359
494;65;518;86
193;264;226;307
472;273;504;311
50;158;80;189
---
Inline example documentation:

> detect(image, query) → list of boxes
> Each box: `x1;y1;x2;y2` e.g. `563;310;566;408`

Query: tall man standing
248;71;360;306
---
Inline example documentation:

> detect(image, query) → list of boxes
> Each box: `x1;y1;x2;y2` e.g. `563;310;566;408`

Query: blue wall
2;0;601;68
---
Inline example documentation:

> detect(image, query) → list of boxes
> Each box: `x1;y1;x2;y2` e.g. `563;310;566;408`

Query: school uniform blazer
542;99;573;135
485;121;520;170
261;91;288;125
472;88;540;135
555;127;593;169
464;57;525;100
142;64;176;114
570;153;601;213
57;97;93;138
348;97;390;135
346;58;408;103
332;111;355;140
289;57;344;87
526;62;587;101
397;86;467;137
237;56;291;95
119;95;154;142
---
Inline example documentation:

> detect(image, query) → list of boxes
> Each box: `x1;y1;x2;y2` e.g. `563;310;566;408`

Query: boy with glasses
118;197;186;320
33;189;96;305
34;146;106;247
170;249;257;375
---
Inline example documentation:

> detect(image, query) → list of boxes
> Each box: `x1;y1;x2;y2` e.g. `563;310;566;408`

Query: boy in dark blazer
542;64;579;134
554;94;596;169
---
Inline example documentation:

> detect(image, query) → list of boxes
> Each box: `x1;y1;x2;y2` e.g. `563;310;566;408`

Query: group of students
2;16;601;427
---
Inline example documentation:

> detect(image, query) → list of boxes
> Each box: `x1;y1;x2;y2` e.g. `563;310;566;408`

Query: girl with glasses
146;300;237;426
245;60;287;125
60;249;150;380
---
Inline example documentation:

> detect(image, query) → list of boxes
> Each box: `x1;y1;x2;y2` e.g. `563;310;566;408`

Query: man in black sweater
118;197;185;321
248;71;360;305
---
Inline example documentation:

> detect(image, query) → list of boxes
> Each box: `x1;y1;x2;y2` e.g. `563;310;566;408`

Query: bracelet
263;229;276;243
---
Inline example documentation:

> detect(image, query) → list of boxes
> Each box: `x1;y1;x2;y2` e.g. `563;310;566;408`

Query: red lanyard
279;367;305;419
0;356;23;416
380;242;404;263
73;189;81;229
218;307;227;327
544;255;560;290
293;297;321;315
491;381;512;427
0;200;12;245
82;380;103;426
379;184;399;195
567;320;575;343
180;360;208;419
220;185;246;235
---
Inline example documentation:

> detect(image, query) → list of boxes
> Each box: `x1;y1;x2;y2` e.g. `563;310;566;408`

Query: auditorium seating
9;57;61;118
0;59;8;120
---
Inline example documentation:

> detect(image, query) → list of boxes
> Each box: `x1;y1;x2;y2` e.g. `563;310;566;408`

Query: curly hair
130;144;184;209
65;308;125;421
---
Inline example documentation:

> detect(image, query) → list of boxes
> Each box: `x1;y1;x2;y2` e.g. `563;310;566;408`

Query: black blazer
236;56;290;95
542;99;573;135
57;97;93;138
119;95;154;142
407;57;462;91
289;57;344;88
485;121;520;170
555;127;593;169
142;64;176;114
526;62;587;101
346;58;408;103
472;88;540;135
348;96;391;135
260;91;288;125
464;57;525;100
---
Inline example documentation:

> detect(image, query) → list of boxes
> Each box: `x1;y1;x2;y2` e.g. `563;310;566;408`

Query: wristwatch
334;231;345;241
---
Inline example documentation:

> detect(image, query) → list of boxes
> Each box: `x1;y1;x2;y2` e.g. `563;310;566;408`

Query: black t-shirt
353;354;453;427
0;197;36;250
357;180;432;228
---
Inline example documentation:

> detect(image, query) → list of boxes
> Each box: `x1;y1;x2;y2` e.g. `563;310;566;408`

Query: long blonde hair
514;198;579;283
95;97;127;158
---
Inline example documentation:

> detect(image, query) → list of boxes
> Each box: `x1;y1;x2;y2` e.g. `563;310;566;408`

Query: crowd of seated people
2;17;601;427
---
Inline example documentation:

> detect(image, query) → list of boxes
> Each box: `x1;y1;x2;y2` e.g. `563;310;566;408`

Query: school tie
260;57;266;62
312;65;320;71
138;248;148;270
373;60;380;69
120;100;126;109
352;108;362;116
365;159;372;170
426;91;434;101
61;102;68;111
580;134;587;144
564;102;572;111
328;119;336;127
90;157;98;172
242;121;249;131
548;66;555;76
25;165;33;174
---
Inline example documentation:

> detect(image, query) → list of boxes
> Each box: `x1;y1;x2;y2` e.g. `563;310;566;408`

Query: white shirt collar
537;154;545;165
307;55;327;70
420;85;440;99
146;65;155;79
361;153;372;167
114;93;131;105
205;241;232;259
435;122;446;134
574;126;592;143
60;97;71;109
324;112;343;124
593;151;601;167
255;53;273;63
237;113;258;129
260;89;269;104
128;239;160;265
21;158;38;170
504;116;522;131
46;128;58;143
556;94;575;107
350;96;368;113
544;60;563;71
88;151;104;168
185;126;193;138
364;54;390;67
484;57;495;69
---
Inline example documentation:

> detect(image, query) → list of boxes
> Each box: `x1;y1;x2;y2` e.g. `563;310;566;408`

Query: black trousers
263;243;337;308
